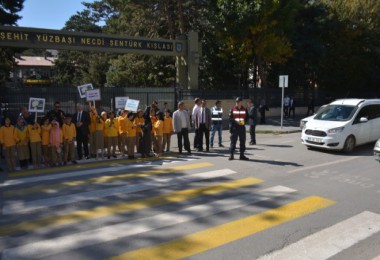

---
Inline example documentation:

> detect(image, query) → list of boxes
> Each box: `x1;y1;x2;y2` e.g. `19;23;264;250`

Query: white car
301;99;380;153
374;139;380;162
299;105;327;129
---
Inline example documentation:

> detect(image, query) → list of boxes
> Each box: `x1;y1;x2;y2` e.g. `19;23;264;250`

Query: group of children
0;106;174;173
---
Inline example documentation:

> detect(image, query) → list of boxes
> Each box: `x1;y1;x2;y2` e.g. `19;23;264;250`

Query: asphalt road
0;131;379;260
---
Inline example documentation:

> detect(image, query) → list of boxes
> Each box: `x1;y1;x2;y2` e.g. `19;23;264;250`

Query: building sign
0;26;186;56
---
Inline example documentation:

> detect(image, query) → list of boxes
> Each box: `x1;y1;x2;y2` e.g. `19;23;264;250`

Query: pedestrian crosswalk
0;157;379;260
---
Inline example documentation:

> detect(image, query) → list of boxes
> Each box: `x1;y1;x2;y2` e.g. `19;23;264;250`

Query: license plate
308;137;322;143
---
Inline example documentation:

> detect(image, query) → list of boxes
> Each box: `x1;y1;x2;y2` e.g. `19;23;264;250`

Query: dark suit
195;107;212;151
72;110;90;159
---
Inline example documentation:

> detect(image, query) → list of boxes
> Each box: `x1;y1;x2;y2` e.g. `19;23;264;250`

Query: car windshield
314;105;357;121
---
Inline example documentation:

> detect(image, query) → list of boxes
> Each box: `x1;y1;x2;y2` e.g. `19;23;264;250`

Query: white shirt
179;110;187;128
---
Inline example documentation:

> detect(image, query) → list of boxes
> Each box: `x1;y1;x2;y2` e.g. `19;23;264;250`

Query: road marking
110;196;335;260
7;155;179;177
1;186;295;259
257;211;380;260
3;167;233;215
4;160;206;197
373;255;380;260
288;156;360;173
2;158;195;187
0;177;263;236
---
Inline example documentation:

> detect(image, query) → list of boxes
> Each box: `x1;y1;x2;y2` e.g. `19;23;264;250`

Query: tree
214;0;301;89
0;0;25;87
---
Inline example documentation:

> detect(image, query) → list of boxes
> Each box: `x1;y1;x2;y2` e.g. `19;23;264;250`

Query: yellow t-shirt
117;116;127;134
126;119;136;137
89;110;97;133
0;125;17;147
163;116;173;134
62;123;76;141
154;120;163;136
105;118;118;137
15;127;28;145
41;124;52;146
134;117;144;134
27;124;42;143
150;117;157;134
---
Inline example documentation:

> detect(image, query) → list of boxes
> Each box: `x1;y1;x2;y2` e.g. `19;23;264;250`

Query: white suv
301;99;380;153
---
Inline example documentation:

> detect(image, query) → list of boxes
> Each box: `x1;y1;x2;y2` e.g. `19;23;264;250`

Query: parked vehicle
374;139;380;162
301;99;380;153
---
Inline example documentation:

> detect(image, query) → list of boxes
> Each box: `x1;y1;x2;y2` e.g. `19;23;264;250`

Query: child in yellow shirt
62;115;77;165
117;110;128;157
50;120;63;166
93;110;105;159
153;111;164;157
0;116;17;172
134;109;144;153
105;111;118;159
163;109;173;152
41;117;51;166
27;121;42;168
15;117;29;169
89;105;98;158
126;112;137;159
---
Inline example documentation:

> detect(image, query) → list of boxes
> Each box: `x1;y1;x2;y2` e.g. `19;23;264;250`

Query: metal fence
1;86;176;119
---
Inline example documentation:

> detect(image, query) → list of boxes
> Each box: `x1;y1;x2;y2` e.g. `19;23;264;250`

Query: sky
18;0;92;30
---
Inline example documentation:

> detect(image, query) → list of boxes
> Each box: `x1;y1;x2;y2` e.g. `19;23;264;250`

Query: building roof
15;56;57;67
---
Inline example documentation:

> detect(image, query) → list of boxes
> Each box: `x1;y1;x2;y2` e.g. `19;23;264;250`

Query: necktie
201;108;205;123
78;112;82;122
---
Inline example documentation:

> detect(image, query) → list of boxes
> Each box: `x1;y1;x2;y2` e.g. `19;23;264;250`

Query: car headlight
375;140;380;148
327;127;345;134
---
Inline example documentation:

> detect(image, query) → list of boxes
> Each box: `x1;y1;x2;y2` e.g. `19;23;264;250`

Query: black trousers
76;132;89;159
229;125;246;155
198;123;209;150
249;124;256;144
193;128;200;149
142;127;152;156
177;128;191;153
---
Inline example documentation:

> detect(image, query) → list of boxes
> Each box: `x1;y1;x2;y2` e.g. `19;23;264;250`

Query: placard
28;97;45;113
124;99;140;112
86;89;101;101
77;83;94;98
279;75;288;88
115;96;129;109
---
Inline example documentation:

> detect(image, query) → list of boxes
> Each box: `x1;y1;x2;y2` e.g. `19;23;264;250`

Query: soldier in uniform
228;97;249;160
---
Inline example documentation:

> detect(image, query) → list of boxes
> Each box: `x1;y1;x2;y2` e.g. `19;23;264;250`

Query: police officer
228;97;249;160
210;100;224;148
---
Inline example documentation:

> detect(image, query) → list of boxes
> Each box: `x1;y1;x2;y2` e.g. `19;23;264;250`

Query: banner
28;97;45;113
86;89;101;101
115;96;129;109
77;83;94;98
125;99;140;112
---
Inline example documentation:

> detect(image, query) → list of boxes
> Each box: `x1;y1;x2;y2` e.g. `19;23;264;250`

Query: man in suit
72;103;90;160
172;101;191;155
195;99;212;152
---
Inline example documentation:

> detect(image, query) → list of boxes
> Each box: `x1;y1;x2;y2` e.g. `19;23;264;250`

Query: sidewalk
255;116;302;134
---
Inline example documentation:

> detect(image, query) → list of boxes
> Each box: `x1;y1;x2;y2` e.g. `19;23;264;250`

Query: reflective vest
211;106;223;122
231;106;247;125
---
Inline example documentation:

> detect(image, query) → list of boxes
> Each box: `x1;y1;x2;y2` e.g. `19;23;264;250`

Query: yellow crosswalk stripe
0;178;263;237
110;196;335;260
8;155;178;178
5;162;213;197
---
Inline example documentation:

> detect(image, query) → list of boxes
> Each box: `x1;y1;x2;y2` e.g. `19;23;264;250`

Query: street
1;131;380;260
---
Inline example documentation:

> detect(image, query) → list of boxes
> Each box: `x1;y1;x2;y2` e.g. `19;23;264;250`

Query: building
12;55;57;86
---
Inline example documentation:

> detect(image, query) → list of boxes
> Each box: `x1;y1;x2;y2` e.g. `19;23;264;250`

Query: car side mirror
360;117;368;123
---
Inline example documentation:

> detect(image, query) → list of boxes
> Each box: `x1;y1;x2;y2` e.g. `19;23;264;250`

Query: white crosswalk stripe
257;211;380;260
1;157;194;187
3;168;236;215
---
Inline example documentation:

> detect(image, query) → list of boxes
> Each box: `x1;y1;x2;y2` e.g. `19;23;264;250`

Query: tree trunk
257;56;267;88
176;0;186;35
163;0;175;39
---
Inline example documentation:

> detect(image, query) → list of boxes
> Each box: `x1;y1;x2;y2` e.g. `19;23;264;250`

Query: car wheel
342;135;355;153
